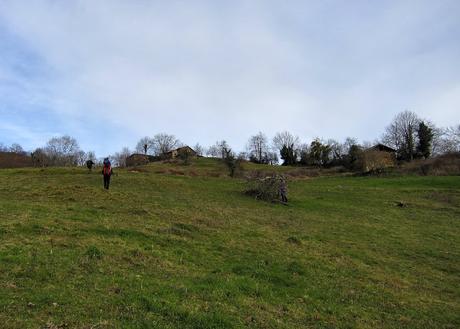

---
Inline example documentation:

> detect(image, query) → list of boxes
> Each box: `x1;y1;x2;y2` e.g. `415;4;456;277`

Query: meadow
0;158;459;328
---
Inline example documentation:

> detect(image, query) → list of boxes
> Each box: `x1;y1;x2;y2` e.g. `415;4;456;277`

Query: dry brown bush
360;152;460;176
0;152;32;168
244;174;286;202
396;153;460;176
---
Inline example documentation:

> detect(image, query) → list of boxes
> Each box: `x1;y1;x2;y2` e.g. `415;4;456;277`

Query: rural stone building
366;144;397;153
126;146;197;166
164;146;197;159
361;144;397;172
126;154;157;167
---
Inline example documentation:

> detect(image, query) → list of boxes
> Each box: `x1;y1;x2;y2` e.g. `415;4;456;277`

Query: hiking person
279;176;288;203
86;159;95;171
102;158;113;190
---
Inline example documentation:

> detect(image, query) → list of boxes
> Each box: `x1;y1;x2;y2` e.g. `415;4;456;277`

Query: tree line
197;111;459;169
1;110;459;168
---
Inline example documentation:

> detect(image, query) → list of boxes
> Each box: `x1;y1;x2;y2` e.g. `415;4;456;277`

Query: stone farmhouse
362;143;397;172
126;146;197;167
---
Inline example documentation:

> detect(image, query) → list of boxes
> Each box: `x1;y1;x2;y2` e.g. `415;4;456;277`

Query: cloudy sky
0;0;459;156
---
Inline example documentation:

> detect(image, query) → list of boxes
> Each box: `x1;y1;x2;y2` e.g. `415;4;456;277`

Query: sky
0;0;459;156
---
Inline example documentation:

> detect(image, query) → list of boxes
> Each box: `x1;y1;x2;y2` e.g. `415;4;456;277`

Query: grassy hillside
0;158;459;328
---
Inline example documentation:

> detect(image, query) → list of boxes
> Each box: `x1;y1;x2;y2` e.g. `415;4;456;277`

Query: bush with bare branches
244;174;287;202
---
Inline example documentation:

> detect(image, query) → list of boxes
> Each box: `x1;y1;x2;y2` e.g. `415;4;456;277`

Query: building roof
166;146;196;154
366;144;397;153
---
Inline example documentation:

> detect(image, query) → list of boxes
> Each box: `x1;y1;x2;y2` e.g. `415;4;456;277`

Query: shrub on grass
223;151;244;178
394;152;460;176
244;174;286;202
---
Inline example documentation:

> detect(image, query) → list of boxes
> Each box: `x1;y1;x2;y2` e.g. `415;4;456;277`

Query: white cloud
0;121;57;148
0;0;459;154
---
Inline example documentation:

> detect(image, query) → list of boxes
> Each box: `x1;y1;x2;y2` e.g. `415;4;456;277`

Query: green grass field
0;158;459;328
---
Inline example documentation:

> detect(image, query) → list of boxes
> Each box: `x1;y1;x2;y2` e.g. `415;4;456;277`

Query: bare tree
135;136;154;155
86;151;97;162
113;147;131;167
272;131;300;165
382;111;420;160
430;125;445;156
272;131;300;154
45;135;82;166
343;137;359;153
445;125;460;152
433;124;460;154
206;146;217;157
152;133;181;156
206;140;231;159
0;143;7;152
455;124;460;139
31;148;49;167
247;132;269;163
75;150;86;166
238;152;249;160
9;143;25;154
327;139;346;164
193;143;204;156
266;152;279;165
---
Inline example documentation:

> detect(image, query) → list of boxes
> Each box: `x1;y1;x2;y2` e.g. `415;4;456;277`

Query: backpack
103;158;112;175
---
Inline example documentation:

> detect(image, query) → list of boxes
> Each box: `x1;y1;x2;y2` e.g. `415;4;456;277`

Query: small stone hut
126;154;157;167
361;144;397;172
164;146;197;159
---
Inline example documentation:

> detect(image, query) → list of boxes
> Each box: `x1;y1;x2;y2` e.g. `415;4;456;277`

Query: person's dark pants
281;193;288;203
103;175;111;189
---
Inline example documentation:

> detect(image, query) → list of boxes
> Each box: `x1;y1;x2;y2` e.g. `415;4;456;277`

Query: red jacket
102;165;112;176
